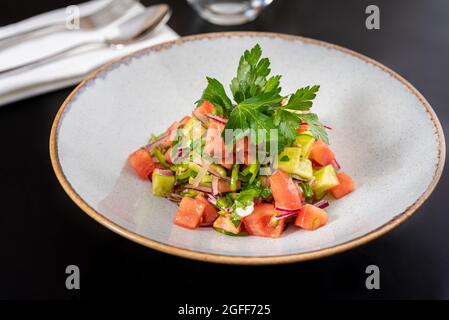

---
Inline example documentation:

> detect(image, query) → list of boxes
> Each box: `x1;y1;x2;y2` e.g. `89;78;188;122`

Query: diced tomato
310;159;322;168
213;214;242;234
294;204;328;230
174;197;205;229
309;140;335;166
221;163;233;170
165;121;180;139
235;137;256;165
297;121;308;134
243;204;285;238
217;179;240;192
128;148;156;179
195;194;218;226
269;170;303;210
196;100;215;115
330;172;355;199
166;116;191;145
179;115;191;126
205;120;225;157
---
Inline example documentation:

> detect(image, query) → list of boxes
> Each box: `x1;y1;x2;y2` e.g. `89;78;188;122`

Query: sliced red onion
190;162;210;187
192;108;209;125
274;206;301;213
211;175;219;196
274;211;298;220
208;166;230;181
206;114;227;125
332;158;341;170
291;174;307;181
183;185;213;193
312;123;332;130
167;194;182;203
314;200;329;209
154;168;173;176
207;194;217;205
193;160;230;181
172;147;189;164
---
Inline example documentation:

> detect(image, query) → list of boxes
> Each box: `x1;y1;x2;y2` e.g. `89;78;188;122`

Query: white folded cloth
0;0;179;106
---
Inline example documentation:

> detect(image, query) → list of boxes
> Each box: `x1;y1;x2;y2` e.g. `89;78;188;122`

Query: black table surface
0;0;448;300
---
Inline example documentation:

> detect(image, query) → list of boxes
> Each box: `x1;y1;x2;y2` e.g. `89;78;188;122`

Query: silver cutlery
0;4;171;76
0;0;136;50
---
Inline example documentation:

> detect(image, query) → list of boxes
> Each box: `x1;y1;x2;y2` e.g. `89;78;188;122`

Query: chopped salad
128;44;355;238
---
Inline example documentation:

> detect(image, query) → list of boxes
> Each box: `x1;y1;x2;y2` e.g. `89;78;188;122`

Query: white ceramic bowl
50;32;445;264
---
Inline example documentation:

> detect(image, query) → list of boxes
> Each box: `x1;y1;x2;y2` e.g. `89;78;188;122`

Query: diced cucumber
293;133;315;159
209;163;227;178
312;165;339;199
188;162;202;173
180;189;201;198
212;214;243;235
172;164;190;180
152;171;175;197
300;130;313;136
277;148;313;179
277;147;302;173
213;227;248;237
183;117;205;137
292;159;313;180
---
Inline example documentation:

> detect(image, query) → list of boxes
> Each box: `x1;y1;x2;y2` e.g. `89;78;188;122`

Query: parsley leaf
230;44;280;103
198;77;233;116
198;44;330;159
298;113;329;144
273;108;302;151
234;188;260;209
284;85;320;110
263;75;282;94
225;92;281;140
260;187;272;199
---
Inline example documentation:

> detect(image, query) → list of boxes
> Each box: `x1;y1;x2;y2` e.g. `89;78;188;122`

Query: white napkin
0;0;179;106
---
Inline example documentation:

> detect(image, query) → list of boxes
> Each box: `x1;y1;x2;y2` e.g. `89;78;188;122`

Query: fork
0;0;136;49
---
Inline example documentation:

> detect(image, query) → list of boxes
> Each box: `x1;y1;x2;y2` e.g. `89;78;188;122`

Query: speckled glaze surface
50;32;445;264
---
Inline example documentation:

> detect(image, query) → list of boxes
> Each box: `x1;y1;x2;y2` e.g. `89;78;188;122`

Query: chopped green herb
151;148;169;168
300;182;314;199
260;187;272;199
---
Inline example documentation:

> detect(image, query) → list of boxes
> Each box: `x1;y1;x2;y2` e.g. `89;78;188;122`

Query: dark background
0;0;448;300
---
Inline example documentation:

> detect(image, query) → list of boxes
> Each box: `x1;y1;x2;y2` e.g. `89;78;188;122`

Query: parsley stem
152;148;169;168
231;164;240;192
248;163;260;184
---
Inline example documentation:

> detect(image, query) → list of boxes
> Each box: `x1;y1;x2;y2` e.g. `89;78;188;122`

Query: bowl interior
54;34;441;260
